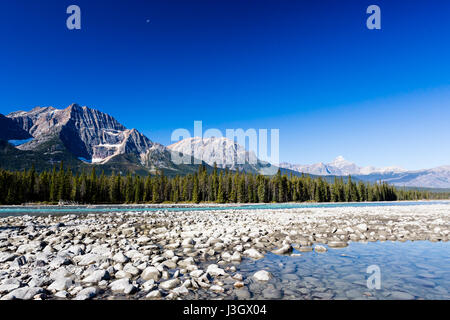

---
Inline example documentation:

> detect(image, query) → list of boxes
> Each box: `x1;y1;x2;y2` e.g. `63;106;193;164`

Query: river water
0;200;448;217
229;241;450;300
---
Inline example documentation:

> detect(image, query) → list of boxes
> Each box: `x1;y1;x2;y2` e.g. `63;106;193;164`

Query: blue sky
0;0;449;170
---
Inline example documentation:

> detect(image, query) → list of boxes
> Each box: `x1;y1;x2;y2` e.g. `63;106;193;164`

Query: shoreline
1;199;448;209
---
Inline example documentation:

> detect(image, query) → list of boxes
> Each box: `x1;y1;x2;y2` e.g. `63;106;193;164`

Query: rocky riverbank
0;204;448;300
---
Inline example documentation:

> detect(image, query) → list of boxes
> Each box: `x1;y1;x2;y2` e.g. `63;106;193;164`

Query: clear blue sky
1;0;449;170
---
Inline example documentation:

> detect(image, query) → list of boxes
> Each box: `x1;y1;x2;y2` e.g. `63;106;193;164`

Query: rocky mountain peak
4;104;167;166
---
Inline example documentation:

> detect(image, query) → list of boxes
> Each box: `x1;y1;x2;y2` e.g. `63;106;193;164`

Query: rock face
0;114;32;141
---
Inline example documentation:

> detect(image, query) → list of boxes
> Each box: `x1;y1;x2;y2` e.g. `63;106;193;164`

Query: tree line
0;163;447;205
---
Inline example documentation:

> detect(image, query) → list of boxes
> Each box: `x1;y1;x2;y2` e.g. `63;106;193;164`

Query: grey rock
244;248;264;259
327;241;348;248
74;287;98;300
0;253;17;263
0;279;22;294
206;264;226;276
112;252;130;264
314;245;327;253
48;278;74;292
141;267;161;281
235;288;251;299
159;279;180;290
262;287;282;299
109;278;136;294
390;291;415;300
253;270;272;281
1;287;44;300
146;290;162;299
54;290;69;298
272;244;293;255
210;285;225;293
82;270;110;284
172;285;189;295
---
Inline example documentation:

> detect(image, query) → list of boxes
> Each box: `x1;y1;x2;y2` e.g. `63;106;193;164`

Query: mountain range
0;104;449;189
280;156;407;176
0;104;206;175
280;157;450;189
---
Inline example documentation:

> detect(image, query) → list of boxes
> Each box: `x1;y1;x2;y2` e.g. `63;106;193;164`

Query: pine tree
217;173;225;203
192;174;200;203
257;177;266;203
49;166;57;202
237;174;246;203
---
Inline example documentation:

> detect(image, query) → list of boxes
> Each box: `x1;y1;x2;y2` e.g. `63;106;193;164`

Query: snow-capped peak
331;155;348;165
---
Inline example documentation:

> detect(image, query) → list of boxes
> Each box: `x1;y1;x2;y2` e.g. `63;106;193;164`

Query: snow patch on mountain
8;138;34;146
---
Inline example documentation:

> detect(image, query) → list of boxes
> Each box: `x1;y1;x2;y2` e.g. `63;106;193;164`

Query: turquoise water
0;200;447;217
235;241;450;300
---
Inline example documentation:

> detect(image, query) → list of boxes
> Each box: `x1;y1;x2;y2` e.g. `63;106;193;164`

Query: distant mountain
280;156;450;189
168;136;278;175
280;156;406;176
1;104;207;175
356;166;450;189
